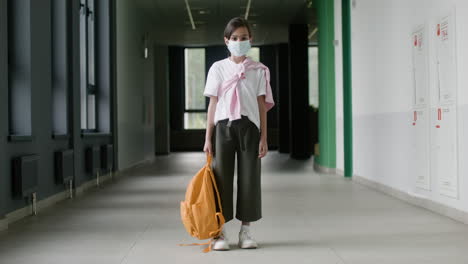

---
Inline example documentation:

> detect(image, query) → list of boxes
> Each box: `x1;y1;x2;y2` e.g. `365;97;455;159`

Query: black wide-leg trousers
211;115;262;223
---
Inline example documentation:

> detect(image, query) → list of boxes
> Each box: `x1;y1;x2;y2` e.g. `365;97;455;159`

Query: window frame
183;47;207;130
7;0;33;140
51;0;72;138
80;0;98;133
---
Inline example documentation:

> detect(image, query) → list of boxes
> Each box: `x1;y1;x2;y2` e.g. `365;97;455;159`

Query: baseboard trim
75;171;115;196
353;175;468;225
0;157;154;232
5;187;71;225
313;162;336;174
120;156;156;172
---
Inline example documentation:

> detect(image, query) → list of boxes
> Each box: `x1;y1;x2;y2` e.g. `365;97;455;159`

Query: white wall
348;0;468;213
116;2;155;170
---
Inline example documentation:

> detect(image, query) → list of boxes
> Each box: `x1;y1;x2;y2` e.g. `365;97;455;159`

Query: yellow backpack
179;153;225;253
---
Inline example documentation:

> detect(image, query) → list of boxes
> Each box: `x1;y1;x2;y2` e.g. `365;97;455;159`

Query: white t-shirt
203;57;267;130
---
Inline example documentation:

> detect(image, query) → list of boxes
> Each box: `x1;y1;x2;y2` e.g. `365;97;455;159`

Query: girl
203;17;275;250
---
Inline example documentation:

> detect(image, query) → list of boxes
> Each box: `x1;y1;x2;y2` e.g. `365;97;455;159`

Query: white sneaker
238;226;258;249
212;231;230;251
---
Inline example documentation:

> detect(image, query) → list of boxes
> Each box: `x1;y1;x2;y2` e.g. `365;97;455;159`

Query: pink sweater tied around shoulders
218;57;275;122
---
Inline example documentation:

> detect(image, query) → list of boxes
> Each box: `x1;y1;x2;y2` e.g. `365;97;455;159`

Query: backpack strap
178;239;214;253
208;212;225;238
207;153;225;237
206;153;224;216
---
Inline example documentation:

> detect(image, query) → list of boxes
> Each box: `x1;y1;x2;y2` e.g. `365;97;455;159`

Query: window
184;48;206;129
8;0;32;137
51;0;70;136
247;47;260;61
308;46;319;107
80;0;96;131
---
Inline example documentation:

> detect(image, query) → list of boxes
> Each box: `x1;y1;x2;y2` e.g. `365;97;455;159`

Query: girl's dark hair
224;17;252;39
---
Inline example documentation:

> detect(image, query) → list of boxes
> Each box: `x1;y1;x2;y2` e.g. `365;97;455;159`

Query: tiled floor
1;151;468;264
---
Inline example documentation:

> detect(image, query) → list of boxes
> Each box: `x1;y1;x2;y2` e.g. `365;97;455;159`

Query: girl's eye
230;37;248;41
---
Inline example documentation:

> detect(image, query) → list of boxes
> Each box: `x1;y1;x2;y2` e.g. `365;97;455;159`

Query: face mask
227;40;251;57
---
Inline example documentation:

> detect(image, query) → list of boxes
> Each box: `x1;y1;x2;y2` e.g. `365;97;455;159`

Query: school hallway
3;0;468;263
0;151;467;264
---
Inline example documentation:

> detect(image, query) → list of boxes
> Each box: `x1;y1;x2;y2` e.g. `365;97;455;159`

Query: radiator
12;155;39;198
85;146;101;175
101;144;114;171
54;149;74;184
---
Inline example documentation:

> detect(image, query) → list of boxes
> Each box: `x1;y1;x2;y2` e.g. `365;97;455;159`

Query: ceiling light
244;0;252;20
184;0;196;30
308;27;318;39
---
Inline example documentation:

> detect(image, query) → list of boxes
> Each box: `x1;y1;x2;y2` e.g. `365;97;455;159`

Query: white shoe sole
238;242;258;249
213;247;230;251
